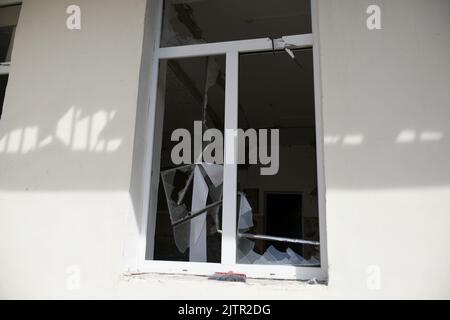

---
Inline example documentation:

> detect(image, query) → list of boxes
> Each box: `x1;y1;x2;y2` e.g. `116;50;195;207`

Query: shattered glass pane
151;55;225;263
236;193;320;267
161;164;223;254
160;164;194;253
238;192;254;232
161;0;312;47
236;50;321;267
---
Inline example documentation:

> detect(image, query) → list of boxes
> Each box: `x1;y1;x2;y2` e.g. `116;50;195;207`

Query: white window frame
1;1;21;108
0;63;9;75
137;0;328;281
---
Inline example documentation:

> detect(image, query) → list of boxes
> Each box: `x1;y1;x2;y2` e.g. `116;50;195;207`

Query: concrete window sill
119;273;328;299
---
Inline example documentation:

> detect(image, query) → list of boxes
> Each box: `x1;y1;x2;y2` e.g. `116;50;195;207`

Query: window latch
272;37;297;59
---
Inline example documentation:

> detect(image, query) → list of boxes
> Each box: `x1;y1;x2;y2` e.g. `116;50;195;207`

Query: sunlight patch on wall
0;106;123;154
342;134;364;146
396;130;443;144
324;134;365;146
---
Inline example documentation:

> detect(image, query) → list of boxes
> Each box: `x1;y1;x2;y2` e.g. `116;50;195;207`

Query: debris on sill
208;271;247;283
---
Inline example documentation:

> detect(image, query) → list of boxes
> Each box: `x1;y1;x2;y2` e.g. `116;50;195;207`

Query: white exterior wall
319;0;450;299
0;0;449;299
0;0;146;299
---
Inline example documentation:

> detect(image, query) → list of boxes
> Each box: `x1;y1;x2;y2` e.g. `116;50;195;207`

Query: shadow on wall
318;0;450;191
0;105;128;191
0;106;122;154
322;127;448;190
1;106;449;192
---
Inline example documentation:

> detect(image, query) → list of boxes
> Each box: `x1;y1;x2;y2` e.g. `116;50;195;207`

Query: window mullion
221;50;239;266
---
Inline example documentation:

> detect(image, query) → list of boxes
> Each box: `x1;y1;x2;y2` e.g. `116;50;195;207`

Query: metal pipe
172;200;223;227
238;233;320;246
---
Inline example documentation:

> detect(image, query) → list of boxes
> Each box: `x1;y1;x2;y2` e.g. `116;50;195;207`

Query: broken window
0;4;21;119
144;0;325;280
151;55;226;263
161;0;312;47
236;50;320;266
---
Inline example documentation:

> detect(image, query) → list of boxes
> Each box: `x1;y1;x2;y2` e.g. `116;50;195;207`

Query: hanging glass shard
160;163;223;254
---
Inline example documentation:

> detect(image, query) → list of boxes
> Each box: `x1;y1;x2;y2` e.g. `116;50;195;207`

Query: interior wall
240;146;318;218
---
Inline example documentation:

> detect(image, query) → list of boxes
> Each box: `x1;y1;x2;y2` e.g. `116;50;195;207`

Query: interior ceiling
163;0;316;147
164;0;311;45
0;3;20;62
0;3;20;27
0;0;20;7
0;26;13;61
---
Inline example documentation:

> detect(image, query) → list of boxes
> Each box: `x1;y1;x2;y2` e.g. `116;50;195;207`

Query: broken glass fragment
160;163;223;253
